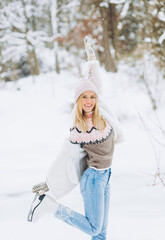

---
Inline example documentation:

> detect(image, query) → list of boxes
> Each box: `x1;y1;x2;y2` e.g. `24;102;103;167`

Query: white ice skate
27;193;59;223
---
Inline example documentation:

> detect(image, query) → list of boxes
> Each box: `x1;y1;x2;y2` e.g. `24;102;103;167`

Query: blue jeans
55;167;111;240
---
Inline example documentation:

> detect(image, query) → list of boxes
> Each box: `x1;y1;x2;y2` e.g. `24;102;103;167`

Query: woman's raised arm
84;36;103;96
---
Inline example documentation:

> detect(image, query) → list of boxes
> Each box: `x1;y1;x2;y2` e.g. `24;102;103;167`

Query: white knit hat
74;77;99;102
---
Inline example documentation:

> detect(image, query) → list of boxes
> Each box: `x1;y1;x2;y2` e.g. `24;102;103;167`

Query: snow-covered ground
0;63;165;240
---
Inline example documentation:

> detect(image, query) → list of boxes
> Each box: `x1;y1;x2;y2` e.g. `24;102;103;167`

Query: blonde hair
75;94;107;132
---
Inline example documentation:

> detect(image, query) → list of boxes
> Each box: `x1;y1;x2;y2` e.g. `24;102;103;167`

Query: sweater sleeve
87;60;103;96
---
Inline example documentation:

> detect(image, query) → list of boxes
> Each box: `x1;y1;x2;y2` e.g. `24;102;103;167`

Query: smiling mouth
85;105;92;107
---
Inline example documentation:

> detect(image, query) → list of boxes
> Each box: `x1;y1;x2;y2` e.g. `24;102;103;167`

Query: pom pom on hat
74;78;99;102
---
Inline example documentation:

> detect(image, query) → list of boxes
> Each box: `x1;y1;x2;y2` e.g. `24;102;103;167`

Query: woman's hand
84;36;96;61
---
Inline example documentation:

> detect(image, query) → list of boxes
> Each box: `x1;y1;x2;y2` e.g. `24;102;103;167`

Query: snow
144;37;152;43
158;31;165;44
56;1;80;15
100;1;126;8
158;12;165;22
0;61;165;240
100;2;109;8
109;0;126;4
120;0;130;19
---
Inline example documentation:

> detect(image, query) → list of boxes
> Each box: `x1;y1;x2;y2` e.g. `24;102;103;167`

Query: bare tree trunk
22;0;40;80
31;48;40;76
51;0;60;74
100;7;117;72
109;3;119;60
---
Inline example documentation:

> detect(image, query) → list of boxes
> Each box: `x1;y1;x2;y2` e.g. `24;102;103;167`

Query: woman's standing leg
55;168;106;236
92;170;111;240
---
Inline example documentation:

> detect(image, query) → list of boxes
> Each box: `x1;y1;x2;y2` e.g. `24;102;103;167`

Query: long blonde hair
75;94;107;132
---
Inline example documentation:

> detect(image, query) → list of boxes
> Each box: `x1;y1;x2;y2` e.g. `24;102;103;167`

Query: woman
27;36;124;240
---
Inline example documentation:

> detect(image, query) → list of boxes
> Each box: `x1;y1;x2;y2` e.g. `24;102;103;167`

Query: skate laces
32;182;49;195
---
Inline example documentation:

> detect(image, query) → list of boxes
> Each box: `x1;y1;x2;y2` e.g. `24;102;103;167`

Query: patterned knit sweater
68;116;114;170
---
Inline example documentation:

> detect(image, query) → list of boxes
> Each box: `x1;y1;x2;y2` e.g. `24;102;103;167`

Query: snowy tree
117;0;165;77
0;0;164;80
0;0;54;81
54;0;120;72
149;0;165;77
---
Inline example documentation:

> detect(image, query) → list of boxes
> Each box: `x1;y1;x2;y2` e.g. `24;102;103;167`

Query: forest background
0;0;165;82
0;1;165;240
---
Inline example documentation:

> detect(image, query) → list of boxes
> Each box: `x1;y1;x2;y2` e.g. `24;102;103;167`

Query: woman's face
81;91;96;114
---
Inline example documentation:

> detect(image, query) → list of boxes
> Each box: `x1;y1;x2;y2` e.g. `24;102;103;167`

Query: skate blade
27;193;38;222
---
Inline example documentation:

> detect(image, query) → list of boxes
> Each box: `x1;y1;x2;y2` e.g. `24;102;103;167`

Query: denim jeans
55;167;111;240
